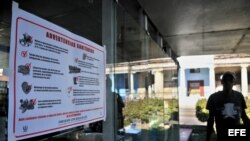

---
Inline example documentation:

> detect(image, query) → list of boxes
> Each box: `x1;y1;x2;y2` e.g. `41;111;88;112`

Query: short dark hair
221;71;236;82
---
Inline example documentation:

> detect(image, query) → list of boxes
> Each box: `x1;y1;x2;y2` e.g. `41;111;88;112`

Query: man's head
221;71;236;92
221;71;236;83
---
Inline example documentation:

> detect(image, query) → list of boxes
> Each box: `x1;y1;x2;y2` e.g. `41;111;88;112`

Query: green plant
123;98;164;125
245;98;250;118
164;99;178;121
195;98;209;122
123;98;178;126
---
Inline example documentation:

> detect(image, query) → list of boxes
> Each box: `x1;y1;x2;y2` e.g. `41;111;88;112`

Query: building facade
108;54;250;126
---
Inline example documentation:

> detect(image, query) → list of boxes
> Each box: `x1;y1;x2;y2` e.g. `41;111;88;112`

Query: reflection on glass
109;4;180;141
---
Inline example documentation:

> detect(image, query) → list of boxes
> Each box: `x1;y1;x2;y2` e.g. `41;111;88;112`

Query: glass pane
114;3;179;141
2;1;180;141
0;1;11;141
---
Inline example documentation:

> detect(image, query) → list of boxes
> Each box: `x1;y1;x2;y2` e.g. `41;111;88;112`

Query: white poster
8;2;106;140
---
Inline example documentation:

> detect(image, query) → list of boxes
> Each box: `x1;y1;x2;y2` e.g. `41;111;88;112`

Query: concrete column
178;67;186;96
178;67;186;125
130;72;134;94
154;69;164;97
209;66;215;95
148;84;152;98
241;64;248;96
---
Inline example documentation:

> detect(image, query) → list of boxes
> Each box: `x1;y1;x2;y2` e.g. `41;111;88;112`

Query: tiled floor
180;128;193;141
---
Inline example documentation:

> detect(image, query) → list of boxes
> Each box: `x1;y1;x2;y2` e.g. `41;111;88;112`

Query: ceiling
1;0;250;62
138;0;250;56
0;0;102;47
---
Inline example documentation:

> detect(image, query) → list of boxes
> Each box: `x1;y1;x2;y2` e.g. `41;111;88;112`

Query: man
206;71;250;141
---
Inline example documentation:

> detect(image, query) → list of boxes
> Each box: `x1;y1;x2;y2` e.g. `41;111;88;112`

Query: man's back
206;90;247;140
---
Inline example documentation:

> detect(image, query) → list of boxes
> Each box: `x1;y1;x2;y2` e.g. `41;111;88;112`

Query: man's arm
240;95;250;125
241;109;250;125
206;110;215;141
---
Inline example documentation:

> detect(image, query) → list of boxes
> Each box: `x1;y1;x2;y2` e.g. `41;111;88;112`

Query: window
190;68;200;73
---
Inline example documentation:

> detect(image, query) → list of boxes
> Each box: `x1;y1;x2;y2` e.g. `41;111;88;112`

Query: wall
185;68;209;97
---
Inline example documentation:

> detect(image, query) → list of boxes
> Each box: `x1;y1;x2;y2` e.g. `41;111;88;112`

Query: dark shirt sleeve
206;93;215;141
240;93;247;109
206;94;214;111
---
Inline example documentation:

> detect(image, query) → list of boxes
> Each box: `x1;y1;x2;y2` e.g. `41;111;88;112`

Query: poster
8;2;106;140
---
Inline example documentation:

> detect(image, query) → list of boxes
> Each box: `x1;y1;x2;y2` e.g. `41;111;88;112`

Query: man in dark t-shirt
206;72;250;141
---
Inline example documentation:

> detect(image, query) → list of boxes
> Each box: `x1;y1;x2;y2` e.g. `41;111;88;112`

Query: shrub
245;98;250;118
164;99;178;121
195;98;209;122
123;98;178;126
